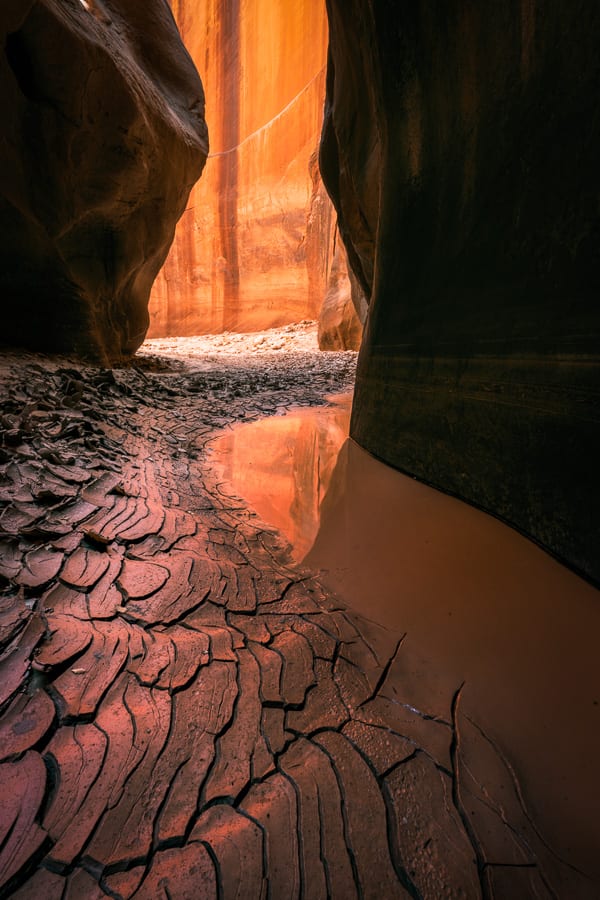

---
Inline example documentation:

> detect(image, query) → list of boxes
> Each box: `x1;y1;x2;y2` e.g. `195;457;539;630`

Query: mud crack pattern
0;340;590;898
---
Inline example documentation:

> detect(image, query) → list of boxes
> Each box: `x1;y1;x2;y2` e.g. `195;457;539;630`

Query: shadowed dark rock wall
0;0;208;363
321;0;600;583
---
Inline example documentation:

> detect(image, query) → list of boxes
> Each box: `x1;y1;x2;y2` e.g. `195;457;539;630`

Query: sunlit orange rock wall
149;0;330;336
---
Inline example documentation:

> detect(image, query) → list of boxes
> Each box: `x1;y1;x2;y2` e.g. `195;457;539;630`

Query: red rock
318;235;364;351
0;752;47;890
258;580;321;615
15;545;63;588
286;659;348;734
0;589;30;648
229;613;271;645
198;626;237;662
0;615;44;707
1;0;207;362
103;867;146;899
117;498;166;543
153;661;237;844
117;556;169;599
51;620;129;718
81;473;121;507
342;721;414;777
203;650;268;803
314;732;409;898
47;676;140;865
190;805;265;899
262;707;286;755
44;498;97;531
0;689;55;760
125;629;172;687
45;462;92;485
86;550;124;619
149;0;328;337
292;617;337;661
36;614;94;667
63;868;106;899
60;545;111;589
41;582;88;619
277;739;328;897
273;632;315;695
333;655;372;712
239;774;300;899
384;753;481;898
84;680;172;866
158;625;210;690
11;868;66;899
248;641;283;704
131;844;217;899
356;696;452;772
43;724;107;845
84;496;159;544
125;554;205;625
0;538;22;580
279;738;357;898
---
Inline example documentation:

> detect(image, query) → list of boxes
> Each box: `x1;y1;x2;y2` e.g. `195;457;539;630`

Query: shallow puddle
210;393;352;561
211;394;600;880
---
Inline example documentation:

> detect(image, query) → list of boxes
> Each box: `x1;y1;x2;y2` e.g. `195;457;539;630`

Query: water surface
211;396;600;879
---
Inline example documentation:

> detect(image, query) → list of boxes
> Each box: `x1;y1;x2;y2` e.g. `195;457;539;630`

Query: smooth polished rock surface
148;0;332;337
321;0;600;583
0;0;208;362
318;234;364;351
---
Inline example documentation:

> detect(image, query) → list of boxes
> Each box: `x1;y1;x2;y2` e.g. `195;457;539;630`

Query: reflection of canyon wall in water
149;1;336;337
211;397;351;560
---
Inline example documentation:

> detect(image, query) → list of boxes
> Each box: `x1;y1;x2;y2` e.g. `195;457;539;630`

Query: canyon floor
0;324;596;899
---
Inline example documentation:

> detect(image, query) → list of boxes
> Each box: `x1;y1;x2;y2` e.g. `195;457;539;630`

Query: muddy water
211;396;600;878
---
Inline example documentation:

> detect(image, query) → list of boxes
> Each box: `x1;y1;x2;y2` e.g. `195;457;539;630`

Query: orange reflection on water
211;397;600;880
210;394;351;560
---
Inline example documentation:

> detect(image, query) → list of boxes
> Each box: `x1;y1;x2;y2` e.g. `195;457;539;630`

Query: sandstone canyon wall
322;1;600;583
0;0;208;362
149;0;337;337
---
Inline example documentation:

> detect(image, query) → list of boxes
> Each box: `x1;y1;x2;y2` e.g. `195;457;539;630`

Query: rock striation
321;1;600;583
0;0;208;363
148;0;332;338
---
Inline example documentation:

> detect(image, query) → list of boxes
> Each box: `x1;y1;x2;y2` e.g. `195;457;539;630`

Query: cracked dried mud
0;325;597;898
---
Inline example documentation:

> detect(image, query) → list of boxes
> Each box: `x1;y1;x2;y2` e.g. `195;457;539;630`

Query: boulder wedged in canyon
321;1;600;583
0;0;208;363
149;0;331;337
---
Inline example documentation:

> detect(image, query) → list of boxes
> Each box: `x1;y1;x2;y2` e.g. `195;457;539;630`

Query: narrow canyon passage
1;1;599;897
0;329;597;899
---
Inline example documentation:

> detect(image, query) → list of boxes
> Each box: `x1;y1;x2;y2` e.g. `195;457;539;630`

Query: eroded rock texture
0;0;208;363
149;0;333;337
318;233;365;351
321;1;600;582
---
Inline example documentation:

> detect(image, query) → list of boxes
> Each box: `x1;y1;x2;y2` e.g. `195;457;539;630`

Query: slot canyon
0;1;598;898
